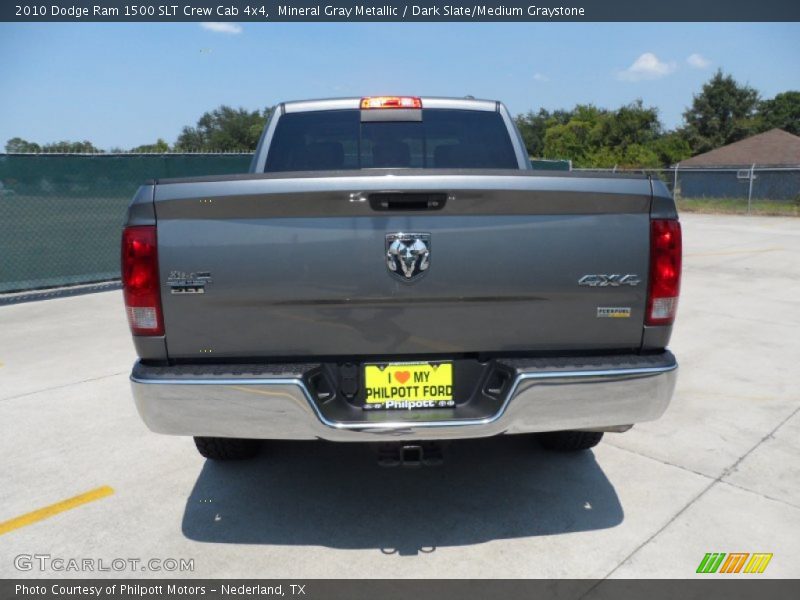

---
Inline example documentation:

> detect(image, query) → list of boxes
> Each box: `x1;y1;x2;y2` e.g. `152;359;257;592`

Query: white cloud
200;22;242;34
687;53;711;69
617;52;677;81
533;72;549;82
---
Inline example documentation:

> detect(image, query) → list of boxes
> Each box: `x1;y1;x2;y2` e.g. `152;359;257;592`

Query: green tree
758;91;800;135
542;101;668;168
41;140;103;153
5;137;41;153
515;108;571;157
542;104;604;164
130;138;170;153
652;132;692;166
616;144;661;169
682;70;761;154
175;106;272;152
599;100;661;149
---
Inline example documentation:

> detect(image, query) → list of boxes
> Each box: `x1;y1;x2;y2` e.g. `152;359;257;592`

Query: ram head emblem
385;233;431;282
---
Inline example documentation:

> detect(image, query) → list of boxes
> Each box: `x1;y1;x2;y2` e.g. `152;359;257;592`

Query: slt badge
386;233;431;282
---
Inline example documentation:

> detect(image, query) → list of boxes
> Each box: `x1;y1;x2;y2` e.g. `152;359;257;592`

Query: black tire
536;430;604;452
193;436;260;460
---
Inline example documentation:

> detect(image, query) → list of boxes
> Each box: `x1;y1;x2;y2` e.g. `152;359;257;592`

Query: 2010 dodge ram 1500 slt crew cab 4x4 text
123;96;681;461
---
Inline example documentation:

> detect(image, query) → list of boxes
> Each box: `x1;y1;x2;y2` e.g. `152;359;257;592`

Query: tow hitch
377;442;444;468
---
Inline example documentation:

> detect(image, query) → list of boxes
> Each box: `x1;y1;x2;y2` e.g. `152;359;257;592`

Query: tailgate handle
369;193;447;211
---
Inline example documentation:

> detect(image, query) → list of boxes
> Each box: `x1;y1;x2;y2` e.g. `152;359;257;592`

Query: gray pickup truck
123;96;681;463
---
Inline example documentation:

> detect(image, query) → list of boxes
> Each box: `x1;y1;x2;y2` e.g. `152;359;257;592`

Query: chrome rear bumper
131;352;677;442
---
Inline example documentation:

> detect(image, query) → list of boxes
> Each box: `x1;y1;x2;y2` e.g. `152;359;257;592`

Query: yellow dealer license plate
364;362;454;410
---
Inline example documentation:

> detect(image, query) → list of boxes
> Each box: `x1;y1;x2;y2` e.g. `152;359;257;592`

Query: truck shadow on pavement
181;435;623;555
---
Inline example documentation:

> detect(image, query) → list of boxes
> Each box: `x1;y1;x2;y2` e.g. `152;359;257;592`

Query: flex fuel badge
597;307;631;318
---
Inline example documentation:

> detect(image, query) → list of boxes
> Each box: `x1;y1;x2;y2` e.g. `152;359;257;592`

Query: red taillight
646;219;682;326
121;225;163;336
360;96;422;109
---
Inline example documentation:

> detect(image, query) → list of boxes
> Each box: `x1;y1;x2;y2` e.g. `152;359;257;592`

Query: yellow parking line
0;486;114;536
686;247;783;257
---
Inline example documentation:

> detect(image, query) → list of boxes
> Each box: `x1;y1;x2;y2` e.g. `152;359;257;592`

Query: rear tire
536;430;604;452
193;436;260;460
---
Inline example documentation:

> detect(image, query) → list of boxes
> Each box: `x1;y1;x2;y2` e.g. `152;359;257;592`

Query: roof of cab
281;96;499;113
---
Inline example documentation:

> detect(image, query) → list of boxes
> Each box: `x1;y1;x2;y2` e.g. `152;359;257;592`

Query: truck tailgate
154;172;652;359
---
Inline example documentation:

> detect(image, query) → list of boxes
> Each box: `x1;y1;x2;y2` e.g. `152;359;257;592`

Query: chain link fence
574;165;800;215
2;156;798;294
0;153;252;293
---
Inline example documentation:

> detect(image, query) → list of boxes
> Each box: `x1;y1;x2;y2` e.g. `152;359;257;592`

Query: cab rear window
264;109;518;172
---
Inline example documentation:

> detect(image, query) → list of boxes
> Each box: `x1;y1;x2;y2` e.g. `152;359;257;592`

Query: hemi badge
597;307;631;318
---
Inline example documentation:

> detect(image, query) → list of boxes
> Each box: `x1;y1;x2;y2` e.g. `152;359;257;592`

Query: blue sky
1;22;798;150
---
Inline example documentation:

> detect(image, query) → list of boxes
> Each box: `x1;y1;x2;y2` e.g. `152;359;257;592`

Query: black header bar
3;579;800;600
3;1;800;22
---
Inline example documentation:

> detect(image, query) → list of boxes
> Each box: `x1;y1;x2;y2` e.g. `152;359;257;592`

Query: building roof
680;128;800;167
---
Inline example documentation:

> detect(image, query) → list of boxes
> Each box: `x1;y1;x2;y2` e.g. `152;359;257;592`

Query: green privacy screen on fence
0;154;252;293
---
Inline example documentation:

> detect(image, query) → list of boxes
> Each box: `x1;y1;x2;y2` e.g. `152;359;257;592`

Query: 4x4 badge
579;274;641;287
386;233;431;282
